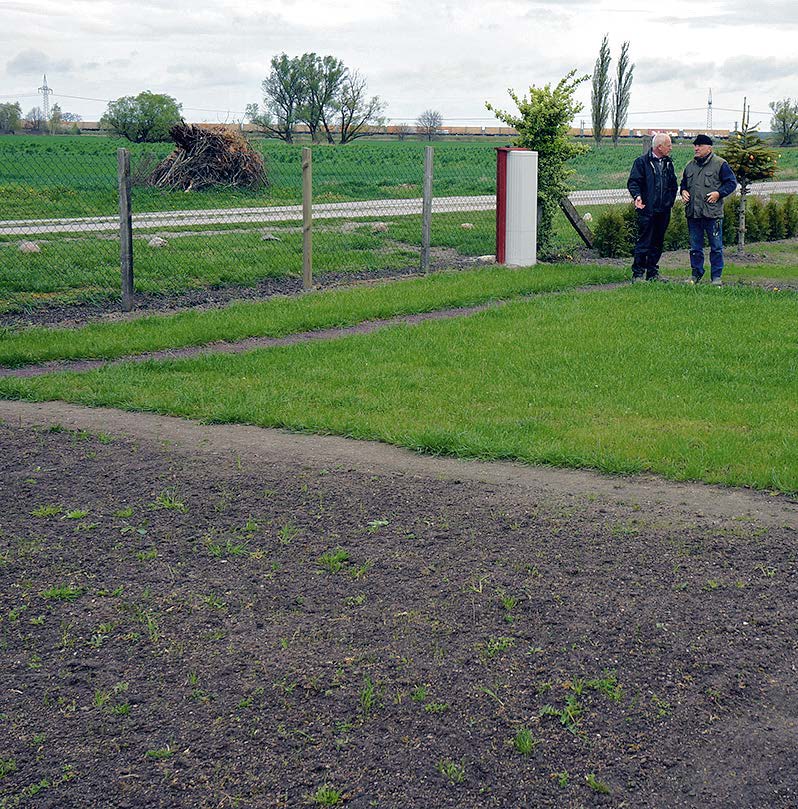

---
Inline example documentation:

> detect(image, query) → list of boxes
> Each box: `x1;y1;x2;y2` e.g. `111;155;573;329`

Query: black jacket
627;150;678;213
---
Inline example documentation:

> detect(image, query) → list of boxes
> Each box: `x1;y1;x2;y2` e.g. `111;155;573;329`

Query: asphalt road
4;181;798;237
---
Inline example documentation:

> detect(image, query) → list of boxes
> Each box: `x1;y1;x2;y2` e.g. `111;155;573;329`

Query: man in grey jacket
680;134;737;286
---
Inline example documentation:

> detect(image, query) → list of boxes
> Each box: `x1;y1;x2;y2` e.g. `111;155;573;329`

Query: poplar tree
590;35;611;145
611;41;634;146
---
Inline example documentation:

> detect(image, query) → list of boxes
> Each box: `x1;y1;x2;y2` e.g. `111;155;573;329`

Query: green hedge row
593;194;798;257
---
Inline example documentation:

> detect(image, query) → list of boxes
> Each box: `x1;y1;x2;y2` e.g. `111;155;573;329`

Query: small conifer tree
717;99;778;252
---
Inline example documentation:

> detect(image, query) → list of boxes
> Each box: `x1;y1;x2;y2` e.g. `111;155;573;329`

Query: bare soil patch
1;401;797;808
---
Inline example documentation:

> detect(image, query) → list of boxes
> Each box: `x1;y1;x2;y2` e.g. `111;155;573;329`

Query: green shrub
782;194;798;237
723;196;740;245
765;199;786;241
663;204;689;250
593;206;634;257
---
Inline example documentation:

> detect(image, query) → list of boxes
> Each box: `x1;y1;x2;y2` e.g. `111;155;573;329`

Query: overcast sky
2;0;797;131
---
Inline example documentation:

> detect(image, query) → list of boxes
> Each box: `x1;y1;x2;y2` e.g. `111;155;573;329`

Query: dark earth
1;400;797;808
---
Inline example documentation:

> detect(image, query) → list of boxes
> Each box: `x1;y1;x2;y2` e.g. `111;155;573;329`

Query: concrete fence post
302;147;313;290
421;145;433;273
117;148;134;311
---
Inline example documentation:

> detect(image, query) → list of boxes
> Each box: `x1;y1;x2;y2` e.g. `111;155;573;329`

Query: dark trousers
632;209;671;279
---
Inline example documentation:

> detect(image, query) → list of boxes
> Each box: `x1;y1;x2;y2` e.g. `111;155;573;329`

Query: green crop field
3;135;797;220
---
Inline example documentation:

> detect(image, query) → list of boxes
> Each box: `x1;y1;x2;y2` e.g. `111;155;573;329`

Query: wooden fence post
421;145;433;273
302;147;313;290
117;148;134;311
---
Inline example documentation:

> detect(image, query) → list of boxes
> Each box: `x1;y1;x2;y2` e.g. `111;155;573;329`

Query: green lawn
3;284;796;493
0;264;626;366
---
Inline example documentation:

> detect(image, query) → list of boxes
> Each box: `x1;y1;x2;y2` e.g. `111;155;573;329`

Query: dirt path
2;398;795;525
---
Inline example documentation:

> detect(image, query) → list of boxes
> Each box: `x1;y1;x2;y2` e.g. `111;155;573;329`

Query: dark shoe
631;276;643;283
711;278;723;287
646;274;667;282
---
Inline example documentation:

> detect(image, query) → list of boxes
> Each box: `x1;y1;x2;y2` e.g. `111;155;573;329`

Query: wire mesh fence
0;135;621;323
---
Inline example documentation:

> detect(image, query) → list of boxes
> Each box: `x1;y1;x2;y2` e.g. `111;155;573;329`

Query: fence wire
0;141;122;314
1;136;662;324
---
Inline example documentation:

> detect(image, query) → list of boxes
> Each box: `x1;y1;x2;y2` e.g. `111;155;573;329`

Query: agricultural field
3;135;797;219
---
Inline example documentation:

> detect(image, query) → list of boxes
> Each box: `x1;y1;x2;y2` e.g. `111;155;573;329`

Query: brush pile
148;123;267;191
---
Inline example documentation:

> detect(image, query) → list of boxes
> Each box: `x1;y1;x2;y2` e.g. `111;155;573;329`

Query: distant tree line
246;53;385;144
0;101;82;134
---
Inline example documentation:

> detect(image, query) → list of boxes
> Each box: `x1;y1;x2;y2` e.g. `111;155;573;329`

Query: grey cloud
7;49;74;76
166;62;254;89
635;59;717;85
720;56;798;85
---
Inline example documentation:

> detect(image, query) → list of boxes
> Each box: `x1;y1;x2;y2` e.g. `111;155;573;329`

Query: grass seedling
540;693;583;735
437;759;465;784
359;675;379;717
482;636;514;660
553;770;569;788
497;590;519;623
277;521;299;545
651;694;671;718
411;685;428;703
31;504;62;517
41;585;82;601
145;746;174;760
367;518;389;533
586;670;623;702
114;506;134;518
0;758;17;779
317;548;350;574
513;728;538;755
64;509;89;519
585;773;610;794
206;535;250;558
151;488;188;513
311;785;343;806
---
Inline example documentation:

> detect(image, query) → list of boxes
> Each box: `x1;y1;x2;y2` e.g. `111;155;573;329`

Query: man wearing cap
627;132;678;282
680;134;737;285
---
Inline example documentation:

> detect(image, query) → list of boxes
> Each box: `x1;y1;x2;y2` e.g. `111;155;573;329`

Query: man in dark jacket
626;132;679;281
680;134;737;285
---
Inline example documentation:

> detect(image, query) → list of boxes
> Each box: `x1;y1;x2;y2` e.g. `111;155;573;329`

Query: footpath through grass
0;264;624;367
2;284;796;493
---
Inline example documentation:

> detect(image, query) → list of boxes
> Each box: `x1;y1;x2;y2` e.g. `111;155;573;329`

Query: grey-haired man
626;133;678;282
680;134;737;286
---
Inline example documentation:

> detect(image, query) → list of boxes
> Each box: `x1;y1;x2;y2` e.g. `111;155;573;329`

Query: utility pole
38;74;52;121
706;88;713;131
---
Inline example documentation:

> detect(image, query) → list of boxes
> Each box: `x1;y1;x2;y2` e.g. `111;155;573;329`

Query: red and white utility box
495;147;538;266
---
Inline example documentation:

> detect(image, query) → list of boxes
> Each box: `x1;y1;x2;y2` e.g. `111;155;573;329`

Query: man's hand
680;190;690;203
706;191;720;203
634;196;645;210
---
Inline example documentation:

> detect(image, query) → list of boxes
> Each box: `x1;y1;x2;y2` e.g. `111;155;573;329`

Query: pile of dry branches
148;123;267;191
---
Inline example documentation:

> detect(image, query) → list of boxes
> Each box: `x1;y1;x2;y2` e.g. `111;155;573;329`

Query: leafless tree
395;123;412;141
25;106;45;132
416;109;442;140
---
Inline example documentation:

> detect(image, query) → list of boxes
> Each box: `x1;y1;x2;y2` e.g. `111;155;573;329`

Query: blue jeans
687;217;724;281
